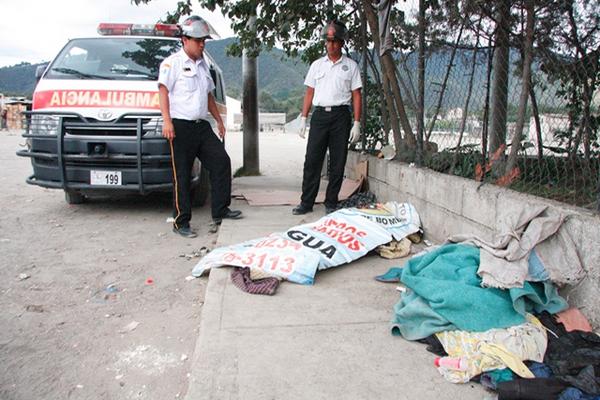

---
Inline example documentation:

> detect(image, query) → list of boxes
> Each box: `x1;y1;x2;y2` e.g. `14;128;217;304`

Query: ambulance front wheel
191;166;210;207
65;190;85;205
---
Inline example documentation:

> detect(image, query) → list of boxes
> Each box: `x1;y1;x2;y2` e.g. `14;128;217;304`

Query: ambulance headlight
29;115;60;136
142;117;163;137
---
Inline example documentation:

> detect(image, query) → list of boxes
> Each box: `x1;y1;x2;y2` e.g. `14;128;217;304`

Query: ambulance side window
209;68;225;104
217;73;225;104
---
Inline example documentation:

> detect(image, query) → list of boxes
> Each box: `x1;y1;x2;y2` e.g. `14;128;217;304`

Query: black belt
314;105;350;112
173;118;207;124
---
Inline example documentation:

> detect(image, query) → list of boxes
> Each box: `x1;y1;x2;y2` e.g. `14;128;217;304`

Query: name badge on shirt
182;67;195;77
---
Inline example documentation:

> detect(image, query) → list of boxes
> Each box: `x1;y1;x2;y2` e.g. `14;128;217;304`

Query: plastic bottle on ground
434;356;469;371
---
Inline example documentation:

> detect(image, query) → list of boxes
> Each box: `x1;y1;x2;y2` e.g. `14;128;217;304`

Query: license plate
90;170;122;186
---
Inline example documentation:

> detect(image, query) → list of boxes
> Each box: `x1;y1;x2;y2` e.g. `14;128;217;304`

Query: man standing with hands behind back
293;20;362;216
158;15;242;238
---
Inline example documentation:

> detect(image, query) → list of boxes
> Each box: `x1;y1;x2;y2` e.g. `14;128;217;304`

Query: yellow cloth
478;342;534;378
376;238;411;259
249;268;283;281
434;314;546;383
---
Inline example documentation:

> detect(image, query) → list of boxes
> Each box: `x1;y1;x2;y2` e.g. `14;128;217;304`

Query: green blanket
390;244;568;340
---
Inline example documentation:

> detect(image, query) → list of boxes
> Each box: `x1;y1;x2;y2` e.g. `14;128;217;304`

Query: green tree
134;0;419;156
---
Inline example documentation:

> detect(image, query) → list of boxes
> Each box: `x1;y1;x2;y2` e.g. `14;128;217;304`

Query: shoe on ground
173;225;198;238
213;209;243;224
292;204;313;215
325;206;337;214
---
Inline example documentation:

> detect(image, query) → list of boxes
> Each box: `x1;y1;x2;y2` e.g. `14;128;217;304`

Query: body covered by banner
192;210;394;284
191;203;421;284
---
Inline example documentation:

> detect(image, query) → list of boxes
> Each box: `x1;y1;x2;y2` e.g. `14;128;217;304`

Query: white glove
298;116;307;139
350;121;361;143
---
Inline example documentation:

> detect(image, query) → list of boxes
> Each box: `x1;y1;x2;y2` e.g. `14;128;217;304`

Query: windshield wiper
110;67;157;80
51;67;112;80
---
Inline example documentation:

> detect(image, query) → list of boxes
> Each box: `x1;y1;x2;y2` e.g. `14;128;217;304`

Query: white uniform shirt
158;49;215;121
304;55;362;107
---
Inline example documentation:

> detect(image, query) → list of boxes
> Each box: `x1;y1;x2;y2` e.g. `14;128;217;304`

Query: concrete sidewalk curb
184;200;488;399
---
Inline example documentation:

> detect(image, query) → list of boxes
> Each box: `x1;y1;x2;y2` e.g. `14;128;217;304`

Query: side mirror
35;63;49;81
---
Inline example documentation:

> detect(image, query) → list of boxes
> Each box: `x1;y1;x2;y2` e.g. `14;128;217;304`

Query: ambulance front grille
63;117;161;137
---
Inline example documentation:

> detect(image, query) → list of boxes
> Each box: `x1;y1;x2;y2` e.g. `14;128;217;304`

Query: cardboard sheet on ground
232;177;363;206
191;201;422;284
192;208;392;284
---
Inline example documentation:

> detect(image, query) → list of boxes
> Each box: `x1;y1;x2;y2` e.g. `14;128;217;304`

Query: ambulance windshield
46;37;181;81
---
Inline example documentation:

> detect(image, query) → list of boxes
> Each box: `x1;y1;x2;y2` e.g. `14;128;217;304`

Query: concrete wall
346;151;600;329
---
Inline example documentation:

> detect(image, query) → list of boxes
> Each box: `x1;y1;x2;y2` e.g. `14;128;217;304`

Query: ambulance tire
191;160;210;207
65;190;85;205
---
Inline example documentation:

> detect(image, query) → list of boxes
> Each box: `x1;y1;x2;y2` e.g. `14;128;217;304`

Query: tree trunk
384;50;416;147
366;49;390;141
426;23;464;142
505;0;534;175
416;0;425;166
565;1;598;164
489;0;511;176
397;52;419;112
242;14;259;175
366;47;400;149
362;0;415;151
481;46;494;173
242;48;260;175
360;9;368;151
529;79;543;162
581;86;593;163
452;45;479;172
567;89;576;154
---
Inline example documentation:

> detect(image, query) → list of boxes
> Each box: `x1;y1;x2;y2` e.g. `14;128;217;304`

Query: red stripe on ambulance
33;90;160;110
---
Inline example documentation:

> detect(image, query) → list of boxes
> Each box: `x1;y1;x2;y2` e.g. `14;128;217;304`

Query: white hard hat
180;15;220;39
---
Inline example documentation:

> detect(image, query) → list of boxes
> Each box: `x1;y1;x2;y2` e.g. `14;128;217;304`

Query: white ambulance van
17;22;227;204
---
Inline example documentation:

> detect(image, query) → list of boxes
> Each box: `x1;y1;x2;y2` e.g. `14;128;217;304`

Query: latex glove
350;121;361;143
298;116;307;139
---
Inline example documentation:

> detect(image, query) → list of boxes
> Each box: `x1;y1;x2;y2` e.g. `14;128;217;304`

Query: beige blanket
448;205;585;288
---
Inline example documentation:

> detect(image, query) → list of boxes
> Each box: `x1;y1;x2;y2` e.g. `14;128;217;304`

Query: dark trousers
300;107;351;208
170;119;232;228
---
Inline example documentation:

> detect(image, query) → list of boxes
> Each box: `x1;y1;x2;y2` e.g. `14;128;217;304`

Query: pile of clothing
378;206;598;399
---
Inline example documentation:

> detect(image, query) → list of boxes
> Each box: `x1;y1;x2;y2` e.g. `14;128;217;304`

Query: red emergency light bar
97;23;181;37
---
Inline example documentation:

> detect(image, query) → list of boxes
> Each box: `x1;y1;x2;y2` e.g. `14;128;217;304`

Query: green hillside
0;39;562;118
0;62;44;96
0;38;309;102
206;38;308;100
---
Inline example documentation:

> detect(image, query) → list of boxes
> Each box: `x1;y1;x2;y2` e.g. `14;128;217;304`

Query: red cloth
555;307;592;332
230;267;280;296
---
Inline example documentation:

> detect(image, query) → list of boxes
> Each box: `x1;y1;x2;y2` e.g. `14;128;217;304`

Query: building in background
0;93;31;130
226;96;286;132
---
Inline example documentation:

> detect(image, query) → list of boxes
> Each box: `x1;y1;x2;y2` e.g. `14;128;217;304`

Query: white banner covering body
284;210;393;270
192;209;393;284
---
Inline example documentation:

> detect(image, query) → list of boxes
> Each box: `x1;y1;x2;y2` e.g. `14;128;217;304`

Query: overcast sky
0;0;235;68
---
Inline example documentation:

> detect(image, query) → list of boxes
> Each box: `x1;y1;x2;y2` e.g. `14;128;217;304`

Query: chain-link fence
355;1;599;212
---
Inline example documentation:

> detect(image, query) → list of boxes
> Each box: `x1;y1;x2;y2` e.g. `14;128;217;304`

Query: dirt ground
0;128;304;400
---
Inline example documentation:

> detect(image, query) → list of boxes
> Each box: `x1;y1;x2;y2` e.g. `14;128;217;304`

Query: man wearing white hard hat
158;15;242;238
293;20;362;216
